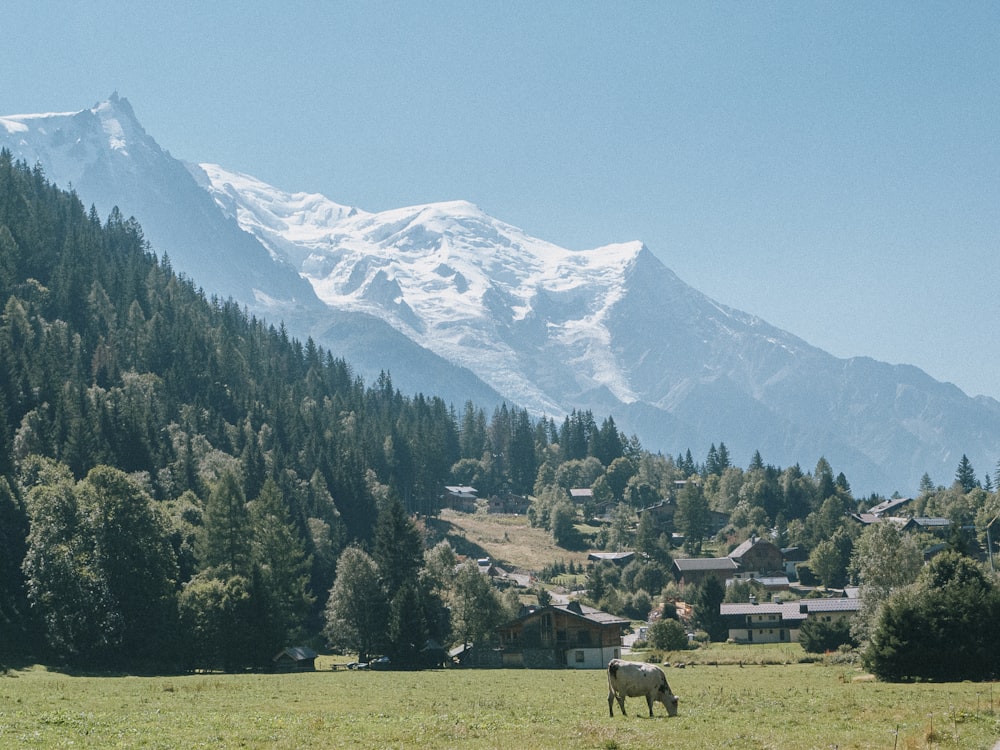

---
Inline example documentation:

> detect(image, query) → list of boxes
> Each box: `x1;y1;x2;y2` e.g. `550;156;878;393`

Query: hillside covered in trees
2;151;999;675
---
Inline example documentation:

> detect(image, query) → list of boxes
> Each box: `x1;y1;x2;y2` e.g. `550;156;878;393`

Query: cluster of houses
435;485;873;665
442;485;531;514
275;490;967;672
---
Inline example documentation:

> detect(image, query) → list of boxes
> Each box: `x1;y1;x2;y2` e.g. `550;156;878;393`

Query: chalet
635;500;674;524
475;557;512;585
847;514;956;537
487;492;530;514
443;485;478;512
569;488;593;503
867;496;913;517
672;556;739;587
674;535;806;588
587;551;635;566
496;601;629;668
720;598;861;644
910;517;955;534
272;646;317;672
728;536;783;576
780;546;808;579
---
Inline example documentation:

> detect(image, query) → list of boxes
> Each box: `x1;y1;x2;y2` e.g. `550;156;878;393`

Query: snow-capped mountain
195;163;647;415
1;96;505;410
4;95;1000;494
0;94;315;313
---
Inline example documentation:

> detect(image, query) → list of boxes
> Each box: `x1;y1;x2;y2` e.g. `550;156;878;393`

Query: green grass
2;659;999;749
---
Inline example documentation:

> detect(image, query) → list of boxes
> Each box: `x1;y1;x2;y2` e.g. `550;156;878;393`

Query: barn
273;646;318;672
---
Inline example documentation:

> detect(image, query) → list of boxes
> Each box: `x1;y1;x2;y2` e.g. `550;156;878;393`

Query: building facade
496;602;628;668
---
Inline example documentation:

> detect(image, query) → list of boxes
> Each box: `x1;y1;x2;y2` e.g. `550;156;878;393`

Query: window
575;651;585;663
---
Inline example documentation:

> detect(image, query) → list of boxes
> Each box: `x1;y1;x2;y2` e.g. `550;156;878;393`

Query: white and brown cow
607;658;679;717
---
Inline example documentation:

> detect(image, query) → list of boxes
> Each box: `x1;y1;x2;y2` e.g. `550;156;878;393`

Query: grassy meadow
2;653;999;749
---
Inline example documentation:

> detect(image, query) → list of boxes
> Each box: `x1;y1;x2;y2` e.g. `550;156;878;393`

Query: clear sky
4;2;998;400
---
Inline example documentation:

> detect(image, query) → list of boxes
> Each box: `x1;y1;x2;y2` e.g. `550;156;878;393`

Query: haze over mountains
3;95;998;495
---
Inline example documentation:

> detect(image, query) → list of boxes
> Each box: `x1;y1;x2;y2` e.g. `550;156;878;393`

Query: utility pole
986;514;999;575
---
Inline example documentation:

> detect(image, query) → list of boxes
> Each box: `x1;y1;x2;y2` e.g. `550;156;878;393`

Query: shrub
648;617;689;651
798;618;855;654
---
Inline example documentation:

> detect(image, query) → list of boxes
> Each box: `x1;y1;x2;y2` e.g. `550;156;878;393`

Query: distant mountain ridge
4;95;999;494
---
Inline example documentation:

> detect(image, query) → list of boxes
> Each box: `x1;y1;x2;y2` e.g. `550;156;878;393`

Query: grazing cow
607;658;679;717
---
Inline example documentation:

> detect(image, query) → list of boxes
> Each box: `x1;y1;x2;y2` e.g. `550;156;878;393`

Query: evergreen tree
0;476;29;657
864;552;1000;681
705;444;720;476
386;581;428;666
918;472;936;495
955;454;978;492
716;442;731;473
675;481;709;555
248;479;314;650
198;471;251;578
691;576;727;641
372;496;424;600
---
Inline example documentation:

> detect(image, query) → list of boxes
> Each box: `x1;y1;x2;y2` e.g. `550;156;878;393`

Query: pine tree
198;471;251;578
372;497;423;600
249;479;314;648
955;454;978;493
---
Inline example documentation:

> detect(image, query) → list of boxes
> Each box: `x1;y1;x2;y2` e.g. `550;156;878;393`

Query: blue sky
4;2;999;399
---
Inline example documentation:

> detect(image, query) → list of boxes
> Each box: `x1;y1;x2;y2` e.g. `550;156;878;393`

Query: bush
798;618;855;654
622;589;653;620
795;562;819;586
647;618;689;651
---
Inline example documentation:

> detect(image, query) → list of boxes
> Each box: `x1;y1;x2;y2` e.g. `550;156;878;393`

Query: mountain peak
90;93;147;154
5;97;1000;494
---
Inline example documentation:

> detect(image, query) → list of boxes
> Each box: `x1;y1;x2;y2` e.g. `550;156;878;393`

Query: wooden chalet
496;601;628;669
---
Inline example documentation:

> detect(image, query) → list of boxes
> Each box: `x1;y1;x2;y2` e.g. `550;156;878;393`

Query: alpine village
3;150;1000;689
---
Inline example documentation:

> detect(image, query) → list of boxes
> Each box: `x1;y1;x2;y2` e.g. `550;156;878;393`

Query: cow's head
659;685;679;716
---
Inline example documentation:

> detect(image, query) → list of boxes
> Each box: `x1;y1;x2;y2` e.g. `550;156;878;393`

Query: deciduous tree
323;546;388;662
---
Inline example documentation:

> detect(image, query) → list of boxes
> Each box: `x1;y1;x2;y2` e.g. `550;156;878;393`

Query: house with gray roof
720;597;862;644
867;496;913;516
672;556;739;587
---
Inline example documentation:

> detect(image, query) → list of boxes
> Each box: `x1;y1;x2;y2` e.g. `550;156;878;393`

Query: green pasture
2;658;998;749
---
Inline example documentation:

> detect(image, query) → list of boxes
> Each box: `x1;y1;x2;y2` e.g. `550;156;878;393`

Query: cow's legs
646;695;655;717
608;690;627;716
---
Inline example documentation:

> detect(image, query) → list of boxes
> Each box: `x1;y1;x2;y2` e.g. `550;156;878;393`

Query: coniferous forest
2;150;999;680
0;152;462;668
